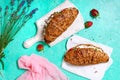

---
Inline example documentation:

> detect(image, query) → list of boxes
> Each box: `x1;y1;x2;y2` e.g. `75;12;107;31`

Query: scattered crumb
92;38;95;41
94;71;98;73
98;35;101;38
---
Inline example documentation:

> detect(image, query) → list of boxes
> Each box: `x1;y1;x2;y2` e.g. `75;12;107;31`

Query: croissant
44;7;79;44
64;44;109;65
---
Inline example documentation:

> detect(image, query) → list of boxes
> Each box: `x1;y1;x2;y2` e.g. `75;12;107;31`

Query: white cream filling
76;45;103;52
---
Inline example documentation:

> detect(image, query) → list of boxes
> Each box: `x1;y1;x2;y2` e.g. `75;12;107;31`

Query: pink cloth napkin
17;54;68;80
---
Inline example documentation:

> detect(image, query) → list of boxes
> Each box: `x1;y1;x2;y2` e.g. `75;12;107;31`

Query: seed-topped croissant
44;7;79;44
64;44;109;65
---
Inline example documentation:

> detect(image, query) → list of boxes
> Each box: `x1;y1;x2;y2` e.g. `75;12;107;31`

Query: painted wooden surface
0;0;120;80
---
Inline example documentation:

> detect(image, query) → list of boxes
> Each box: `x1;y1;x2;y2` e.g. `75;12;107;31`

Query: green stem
0;49;4;70
2;12;18;43
3;12;16;36
8;16;30;41
0;59;4;70
0;10;3;36
6;14;26;42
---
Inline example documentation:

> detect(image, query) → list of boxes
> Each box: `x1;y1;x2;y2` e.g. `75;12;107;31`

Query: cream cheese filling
76;45;103;52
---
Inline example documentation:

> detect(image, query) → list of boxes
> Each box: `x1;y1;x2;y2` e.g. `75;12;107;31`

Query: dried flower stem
0;0;38;69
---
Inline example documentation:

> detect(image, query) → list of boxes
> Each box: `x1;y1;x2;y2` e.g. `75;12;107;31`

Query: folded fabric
17;54;68;80
62;35;113;80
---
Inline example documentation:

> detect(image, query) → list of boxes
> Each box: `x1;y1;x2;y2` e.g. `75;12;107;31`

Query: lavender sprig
19;0;25;8
0;0;38;70
0;7;2;12
10;0;15;6
26;0;33;7
29;8;38;17
18;0;25;10
10;0;15;11
0;6;2;36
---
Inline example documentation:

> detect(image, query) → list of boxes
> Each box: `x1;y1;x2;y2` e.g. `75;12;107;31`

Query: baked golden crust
64;44;109;65
44;7;79;44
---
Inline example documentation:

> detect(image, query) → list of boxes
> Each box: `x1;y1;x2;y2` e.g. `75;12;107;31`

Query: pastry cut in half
44;7;79;44
64;44;109;65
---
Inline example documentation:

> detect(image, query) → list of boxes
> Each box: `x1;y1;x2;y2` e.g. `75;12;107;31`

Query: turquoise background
0;0;120;80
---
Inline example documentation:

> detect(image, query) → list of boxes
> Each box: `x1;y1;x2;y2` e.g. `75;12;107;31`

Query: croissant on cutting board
44;7;79;44
64;44;109;65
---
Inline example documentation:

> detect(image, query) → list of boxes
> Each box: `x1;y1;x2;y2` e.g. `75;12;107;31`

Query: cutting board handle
23;36;41;48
